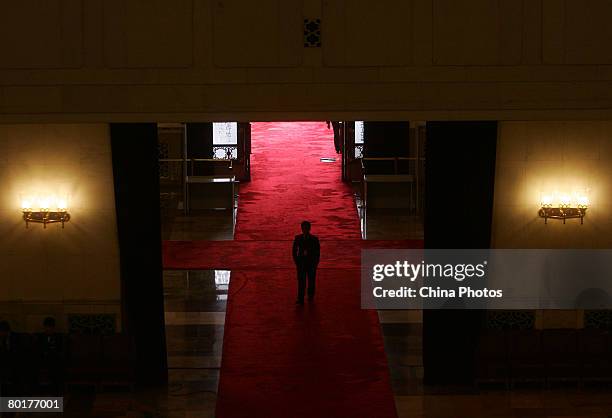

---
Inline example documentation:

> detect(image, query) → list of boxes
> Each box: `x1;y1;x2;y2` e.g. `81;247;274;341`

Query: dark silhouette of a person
326;121;342;154
0;320;27;395
36;317;64;394
292;221;320;304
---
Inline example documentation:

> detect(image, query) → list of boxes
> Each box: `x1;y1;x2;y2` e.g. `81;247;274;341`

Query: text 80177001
1;398;63;412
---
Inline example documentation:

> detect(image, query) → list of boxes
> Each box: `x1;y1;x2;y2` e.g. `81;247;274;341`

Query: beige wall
492;121;612;249
0;124;121;331
2;0;612;122
492;121;612;328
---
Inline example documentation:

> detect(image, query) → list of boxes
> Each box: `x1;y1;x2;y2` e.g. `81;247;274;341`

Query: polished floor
55;381;612;417
354;188;424;241
162;269;227;418
164;270;228;370
161;208;235;241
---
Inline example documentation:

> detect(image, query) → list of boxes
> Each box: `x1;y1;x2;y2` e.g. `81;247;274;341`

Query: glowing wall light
538;191;589;225
21;194;71;229
540;194;554;208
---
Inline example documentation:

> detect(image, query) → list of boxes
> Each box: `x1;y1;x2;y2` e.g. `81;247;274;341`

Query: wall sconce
21;196;71;229
538;192;588;225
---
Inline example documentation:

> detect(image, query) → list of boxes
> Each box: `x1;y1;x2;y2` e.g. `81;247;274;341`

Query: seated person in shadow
0;320;12;387
35;317;65;394
0;320;29;395
292;221;320;305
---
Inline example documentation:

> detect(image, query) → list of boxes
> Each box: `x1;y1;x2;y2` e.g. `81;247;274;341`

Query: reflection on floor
56;382;612;417
161;269;229;417
354;186;424;241
57;380;218;418
365;210;423;240
380;310;424;396
161;210;235;241
396;389;612;418
354;187;426;398
164;270;228;370
161;192;236;241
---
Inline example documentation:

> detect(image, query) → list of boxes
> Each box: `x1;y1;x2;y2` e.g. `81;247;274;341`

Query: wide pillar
423;121;498;385
110;123;167;385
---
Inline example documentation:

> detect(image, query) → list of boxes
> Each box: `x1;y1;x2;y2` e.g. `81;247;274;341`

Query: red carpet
163;122;422;418
235;122;362;241
163;239;422;271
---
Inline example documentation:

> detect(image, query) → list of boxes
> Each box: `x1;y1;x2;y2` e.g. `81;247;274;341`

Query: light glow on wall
21;194;70;212
539;191;590;209
538;190;590;224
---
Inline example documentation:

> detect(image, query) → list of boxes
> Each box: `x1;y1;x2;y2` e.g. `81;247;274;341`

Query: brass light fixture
21;196;71;228
538;192;588;225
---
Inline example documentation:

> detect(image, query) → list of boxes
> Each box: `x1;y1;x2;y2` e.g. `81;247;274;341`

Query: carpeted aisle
234;122;362;241
164;122;418;418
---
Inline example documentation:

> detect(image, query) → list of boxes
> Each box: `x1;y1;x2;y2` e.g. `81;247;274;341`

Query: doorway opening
159;120;426;402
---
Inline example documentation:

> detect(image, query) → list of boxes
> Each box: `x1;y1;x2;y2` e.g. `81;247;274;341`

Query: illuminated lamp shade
540;194;554;208
56;197;69;212
538;190;588;225
21;194;71;229
558;194;572;208
20;197;33;212
576;194;589;208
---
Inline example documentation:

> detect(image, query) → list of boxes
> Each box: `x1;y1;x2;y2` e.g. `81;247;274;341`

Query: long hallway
165;122;405;417
234;122;361;241
218;122;395;418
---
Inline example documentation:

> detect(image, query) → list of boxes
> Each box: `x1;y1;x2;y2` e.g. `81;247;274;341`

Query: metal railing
159;158;233;175
159;158;235;215
360;157;425;215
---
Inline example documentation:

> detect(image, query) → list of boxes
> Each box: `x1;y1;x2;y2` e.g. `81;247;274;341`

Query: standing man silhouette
292;221;320;304
326;121;342;154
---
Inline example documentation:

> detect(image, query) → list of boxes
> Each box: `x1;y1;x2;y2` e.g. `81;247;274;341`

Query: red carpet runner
164;122;420;418
234;122;362;241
